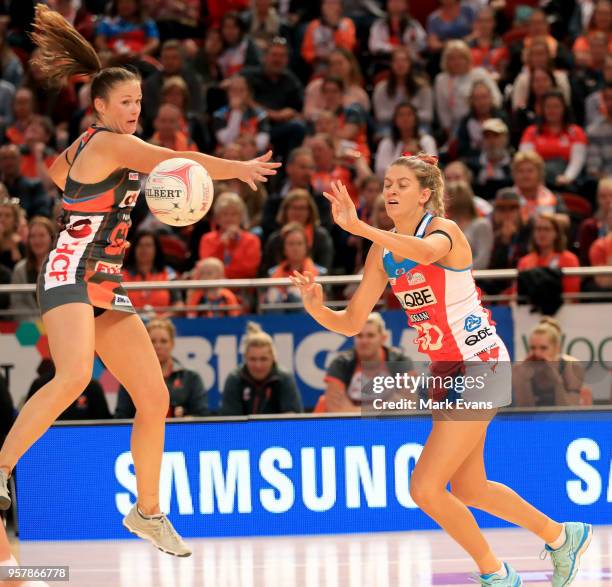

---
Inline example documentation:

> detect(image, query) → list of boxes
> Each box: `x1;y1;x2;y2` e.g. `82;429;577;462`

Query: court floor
7;525;612;587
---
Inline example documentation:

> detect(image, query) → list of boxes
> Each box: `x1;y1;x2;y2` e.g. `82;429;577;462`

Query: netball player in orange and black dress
0;6;279;557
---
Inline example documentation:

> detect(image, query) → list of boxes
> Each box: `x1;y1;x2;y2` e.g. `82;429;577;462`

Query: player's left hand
238;150;281;190
323;180;361;235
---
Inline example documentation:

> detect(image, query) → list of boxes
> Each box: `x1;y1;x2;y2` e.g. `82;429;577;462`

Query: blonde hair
213;191;249;226
365;312;386;334
146;318;176;341
512;151;546;182
441;40;472;72
529;317;562;350
194;256;225;278
244;322;277;362
390;153;445;216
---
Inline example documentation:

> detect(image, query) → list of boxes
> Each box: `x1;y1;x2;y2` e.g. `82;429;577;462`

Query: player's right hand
289;270;323;312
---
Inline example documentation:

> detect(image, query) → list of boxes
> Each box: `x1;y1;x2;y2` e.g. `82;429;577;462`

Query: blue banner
171;307;514;410
16;411;611;541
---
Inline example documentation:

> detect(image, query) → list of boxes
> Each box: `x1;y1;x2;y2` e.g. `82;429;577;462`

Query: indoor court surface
11;525;612;587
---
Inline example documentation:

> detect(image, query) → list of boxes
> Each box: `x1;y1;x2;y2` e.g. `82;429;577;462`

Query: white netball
145;158;214;227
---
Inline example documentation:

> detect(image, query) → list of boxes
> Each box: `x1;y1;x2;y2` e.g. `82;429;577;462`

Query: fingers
257;150;273;162
247;179;257;190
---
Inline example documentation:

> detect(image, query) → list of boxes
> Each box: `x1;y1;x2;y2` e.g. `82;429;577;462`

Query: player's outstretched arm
323;180;454;265
111;134;281;189
289;244;388;337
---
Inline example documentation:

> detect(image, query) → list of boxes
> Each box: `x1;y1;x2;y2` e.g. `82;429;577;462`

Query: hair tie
401;152;439;166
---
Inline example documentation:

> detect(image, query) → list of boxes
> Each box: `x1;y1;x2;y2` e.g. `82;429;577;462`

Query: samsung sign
16;412;612;540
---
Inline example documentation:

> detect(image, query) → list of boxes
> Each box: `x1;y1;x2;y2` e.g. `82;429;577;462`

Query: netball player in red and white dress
290;154;591;586
0;6;279;557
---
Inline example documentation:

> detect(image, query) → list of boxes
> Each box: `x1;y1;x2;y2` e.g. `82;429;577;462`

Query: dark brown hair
25;216;55;273
30;5;140;108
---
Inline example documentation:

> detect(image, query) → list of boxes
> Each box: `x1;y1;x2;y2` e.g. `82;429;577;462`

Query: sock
482;563;507;579
137;506;163;520
548;524;566;550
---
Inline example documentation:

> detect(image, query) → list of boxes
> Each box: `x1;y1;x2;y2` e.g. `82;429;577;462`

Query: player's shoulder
426;216;461;236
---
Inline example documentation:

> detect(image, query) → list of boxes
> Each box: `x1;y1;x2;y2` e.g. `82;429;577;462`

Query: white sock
548;524;566;550
483;562;507;578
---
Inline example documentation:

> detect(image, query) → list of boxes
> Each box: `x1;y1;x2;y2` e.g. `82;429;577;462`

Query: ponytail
31;4;101;88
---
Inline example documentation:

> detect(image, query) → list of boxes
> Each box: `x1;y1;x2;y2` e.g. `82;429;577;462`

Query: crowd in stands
0;1;611;412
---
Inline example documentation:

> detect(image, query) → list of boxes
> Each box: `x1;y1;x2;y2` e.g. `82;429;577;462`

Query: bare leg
0;304;95;474
450;435;563;543
410;416;502;575
94;311;169;515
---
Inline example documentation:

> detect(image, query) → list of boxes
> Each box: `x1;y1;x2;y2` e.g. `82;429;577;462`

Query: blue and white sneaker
542;522;593;586
471;562;523;586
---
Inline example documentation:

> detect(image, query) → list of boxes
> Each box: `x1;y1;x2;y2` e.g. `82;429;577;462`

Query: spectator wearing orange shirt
467;6;508;81
588;204;612;290
519;90;588;189
301;0;356;75
20;115;57;194
122;230;183;315
149;103;198;152
217;12;261;78
4;87;35;146
186;257;242;318
572;0;612;67
517;213;580;294
199;191;261;279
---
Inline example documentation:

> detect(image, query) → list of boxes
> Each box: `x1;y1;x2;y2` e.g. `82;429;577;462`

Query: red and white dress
382;212;511;406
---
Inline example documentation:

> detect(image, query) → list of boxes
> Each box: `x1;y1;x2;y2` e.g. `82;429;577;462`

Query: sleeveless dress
37;126;141;315
382;212;512;408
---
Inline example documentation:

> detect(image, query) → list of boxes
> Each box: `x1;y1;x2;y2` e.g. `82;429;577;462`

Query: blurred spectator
517;212;581;294
357;175;382;222
465;118;513;200
116;318;208;418
5;87;35;145
186;257;242;318
199;191;261;278
158;76;210;152
206;0;250;29
0;79;14;132
434;40;502;138
320;76;370;163
9;215;54;321
519;90;588;188
29;359;112;420
21;114;57;192
443;160;492;217
456;81;508;159
95;0;160;60
301;0;356;74
141;39;203;129
445;180;493;269
587;203;612;289
262;188;334;274
50;0;96;42
585;55;612;126
484;188;532;295
368;0;426;63
0;192;24;270
149;103;198;152
0;372;14;448
243;37;305;160
511;151;569;223
467;6;508;81
246;0;282;44
511;67;558;145
375;102;437;179
187;28;223;98
213;75;270;154
122;230;183;315
513;318;583;406
264;222;327;309
427;0;475;54
304;47;370;122
586;83;612;178
149;0;202;42
511;37;571;112
324;313;414;413
372;47;433;134
572;0;612;67
218;11;261;78
0;23;22;88
0;144;51;219
578;177;612;265
220;321;303;415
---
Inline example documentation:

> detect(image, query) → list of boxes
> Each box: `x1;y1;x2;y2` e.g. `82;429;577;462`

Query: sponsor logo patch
114;294;133;307
129;172;139;180
406;272;426;286
94;261;122;275
409;311;430;324
464;314;482;332
399;286;437;309
465;326;493;346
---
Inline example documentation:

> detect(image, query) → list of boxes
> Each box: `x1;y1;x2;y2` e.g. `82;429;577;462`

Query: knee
134;386;170;420
410;475;440;510
451;482;487;507
53;367;93;399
